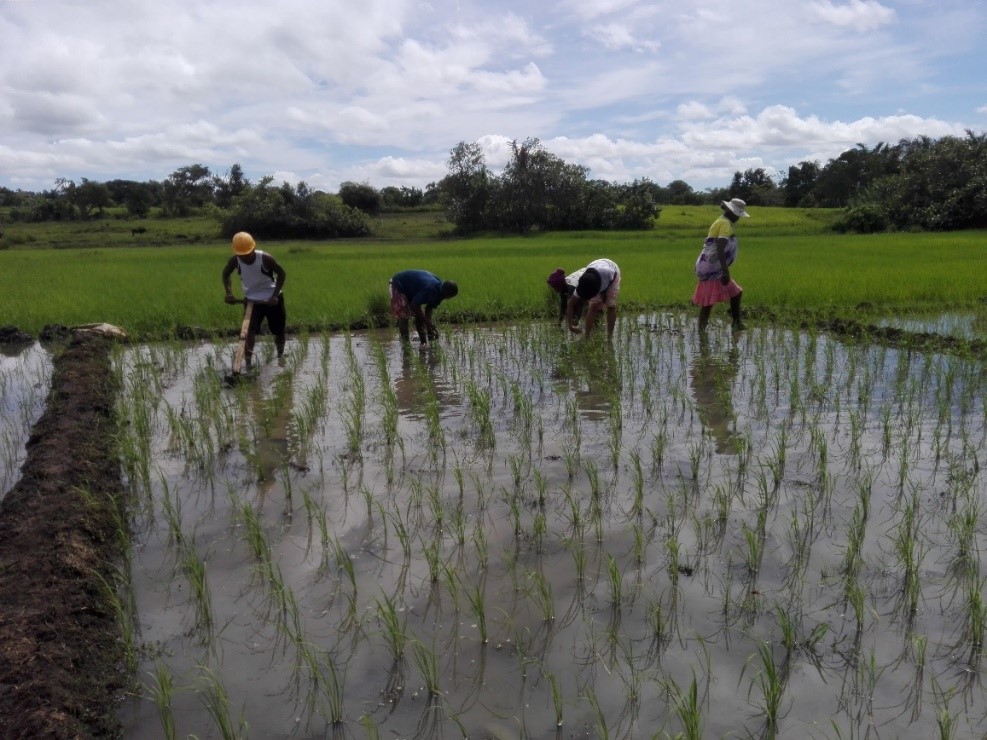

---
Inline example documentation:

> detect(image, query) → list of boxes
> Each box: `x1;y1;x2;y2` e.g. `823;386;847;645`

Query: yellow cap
231;232;256;256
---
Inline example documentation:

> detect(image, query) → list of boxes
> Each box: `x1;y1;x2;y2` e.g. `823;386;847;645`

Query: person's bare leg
730;292;744;330
244;332;256;369
698;306;712;333
398;318;410;342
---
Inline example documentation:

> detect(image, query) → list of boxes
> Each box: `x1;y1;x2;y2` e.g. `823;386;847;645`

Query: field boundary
0;334;127;738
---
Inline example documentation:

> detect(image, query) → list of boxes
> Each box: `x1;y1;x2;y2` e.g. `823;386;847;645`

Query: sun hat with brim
722;198;750;218
575;268;601;300
232;231;256;255
547;268;567;292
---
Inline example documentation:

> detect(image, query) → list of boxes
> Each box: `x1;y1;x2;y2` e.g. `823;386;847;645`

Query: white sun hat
722;198;750;218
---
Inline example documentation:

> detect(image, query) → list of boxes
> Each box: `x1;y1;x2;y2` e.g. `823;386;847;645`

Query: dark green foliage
439;138;658;233
161;164;214;216
219;177;371;239
339;181;383;215
832;203;888;234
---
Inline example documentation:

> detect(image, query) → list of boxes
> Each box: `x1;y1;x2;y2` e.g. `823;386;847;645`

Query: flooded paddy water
82;314;987;737
0;342;52;498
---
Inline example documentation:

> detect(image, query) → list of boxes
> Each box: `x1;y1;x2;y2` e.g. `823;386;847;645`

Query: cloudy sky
2;0;984;194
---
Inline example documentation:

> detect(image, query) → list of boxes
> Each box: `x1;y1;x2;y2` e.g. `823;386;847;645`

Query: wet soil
0;334;126;739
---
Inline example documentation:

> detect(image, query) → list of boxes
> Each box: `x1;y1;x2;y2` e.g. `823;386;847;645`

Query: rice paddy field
2;308;976;738
3;212;987;737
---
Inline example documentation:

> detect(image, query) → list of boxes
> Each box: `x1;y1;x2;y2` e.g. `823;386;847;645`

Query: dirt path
0;334;127;739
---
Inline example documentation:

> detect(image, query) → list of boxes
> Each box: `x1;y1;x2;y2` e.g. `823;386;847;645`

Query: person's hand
224;294;238;304
266;296;279;306
568;322;582;335
720;271;730;286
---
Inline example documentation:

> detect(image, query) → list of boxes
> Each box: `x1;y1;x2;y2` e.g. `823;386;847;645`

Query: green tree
162;164;214;216
441;141;492;233
339;181;383;215
220;178;370;239
72;178;113;219
213;163;248;209
782;161;820;207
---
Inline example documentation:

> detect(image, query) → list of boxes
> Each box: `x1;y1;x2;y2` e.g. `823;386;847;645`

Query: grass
2;207;985;337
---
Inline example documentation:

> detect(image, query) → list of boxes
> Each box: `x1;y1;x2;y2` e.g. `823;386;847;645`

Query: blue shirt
391;270;445;309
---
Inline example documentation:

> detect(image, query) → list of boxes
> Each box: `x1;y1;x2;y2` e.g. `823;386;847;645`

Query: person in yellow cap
221;232;287;368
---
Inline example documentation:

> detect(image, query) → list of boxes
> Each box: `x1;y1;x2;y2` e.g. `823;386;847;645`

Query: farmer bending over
389;269;458;344
222;231;287;368
565;258;620;340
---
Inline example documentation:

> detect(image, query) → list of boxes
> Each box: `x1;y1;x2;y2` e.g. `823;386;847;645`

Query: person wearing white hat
693;198;749;332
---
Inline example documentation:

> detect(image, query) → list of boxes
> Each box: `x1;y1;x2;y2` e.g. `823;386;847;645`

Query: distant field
2;207;984;338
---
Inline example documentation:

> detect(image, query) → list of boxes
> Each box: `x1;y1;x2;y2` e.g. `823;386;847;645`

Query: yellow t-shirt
708;215;735;240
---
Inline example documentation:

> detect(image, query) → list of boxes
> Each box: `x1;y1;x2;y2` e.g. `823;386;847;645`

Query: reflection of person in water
240;367;296;499
393;343;459;421
689;334;742;454
552;344;620;423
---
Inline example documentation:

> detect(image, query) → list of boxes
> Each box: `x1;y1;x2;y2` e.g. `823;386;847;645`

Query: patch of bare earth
0;334;127;739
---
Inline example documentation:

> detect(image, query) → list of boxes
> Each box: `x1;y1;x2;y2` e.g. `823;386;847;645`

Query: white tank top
586;258;618;292
238;250;277;302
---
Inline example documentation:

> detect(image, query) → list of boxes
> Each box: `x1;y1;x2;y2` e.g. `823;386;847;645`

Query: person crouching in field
693;198;748;333
565;258;620;340
389;269;459;344
222;231;287;368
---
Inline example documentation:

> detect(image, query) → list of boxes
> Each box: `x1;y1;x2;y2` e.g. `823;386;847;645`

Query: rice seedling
146;661;178;740
178;534;213;642
741;640;787;735
196;665;249;739
410;640;442;697
546;671;564;729
376;593;409;660
664;673;703;740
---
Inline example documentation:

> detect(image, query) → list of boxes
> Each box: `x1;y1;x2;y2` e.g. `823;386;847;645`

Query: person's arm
715;238;730;285
222;257;239;303
557;290;568;324
263;254;286;304
411;304;429;342
423;305;439;340
565;294;582;334
606;306;617;340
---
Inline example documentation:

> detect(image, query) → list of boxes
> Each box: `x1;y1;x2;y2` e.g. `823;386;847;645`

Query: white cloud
807;0;896;31
0;0;982;193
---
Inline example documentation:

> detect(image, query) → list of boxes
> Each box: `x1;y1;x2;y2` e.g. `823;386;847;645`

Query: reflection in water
552;344;620;422
689;333;742;454
239;364;296;499
394;343;458;421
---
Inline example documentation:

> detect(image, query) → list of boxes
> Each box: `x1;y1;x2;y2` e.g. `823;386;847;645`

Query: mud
0;334;127;739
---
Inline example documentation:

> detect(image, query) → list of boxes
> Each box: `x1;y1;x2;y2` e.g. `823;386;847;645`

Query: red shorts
692;279;742;307
389;282;413;319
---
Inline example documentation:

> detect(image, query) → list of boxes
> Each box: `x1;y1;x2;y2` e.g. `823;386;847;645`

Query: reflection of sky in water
112;318;987;739
875;312;986;340
0;343;52;498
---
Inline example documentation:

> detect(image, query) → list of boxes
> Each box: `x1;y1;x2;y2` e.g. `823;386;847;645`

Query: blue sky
1;0;984;193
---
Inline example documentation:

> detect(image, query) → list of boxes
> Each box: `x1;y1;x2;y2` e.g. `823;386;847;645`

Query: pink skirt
692;279;742;307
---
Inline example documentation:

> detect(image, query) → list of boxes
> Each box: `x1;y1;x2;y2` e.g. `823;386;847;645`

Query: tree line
1;131;984;236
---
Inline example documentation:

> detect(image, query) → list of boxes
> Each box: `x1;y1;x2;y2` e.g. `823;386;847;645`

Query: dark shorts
248;294;286;336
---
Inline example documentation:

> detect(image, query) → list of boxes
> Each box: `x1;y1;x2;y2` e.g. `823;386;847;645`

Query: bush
219;179;371;239
833;204;887;234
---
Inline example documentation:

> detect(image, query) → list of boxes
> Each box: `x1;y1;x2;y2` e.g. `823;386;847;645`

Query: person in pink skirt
693;198;749;332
